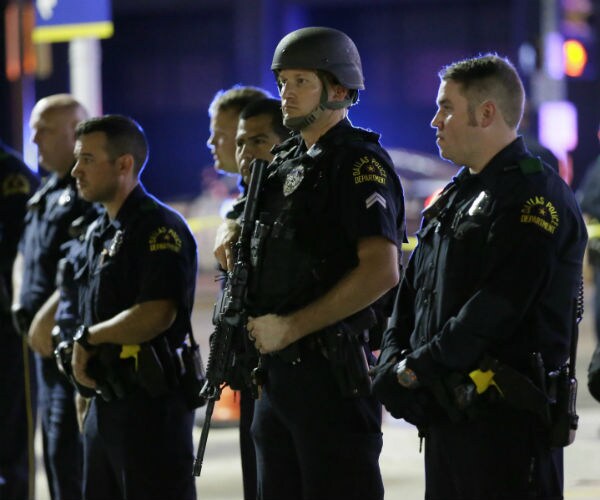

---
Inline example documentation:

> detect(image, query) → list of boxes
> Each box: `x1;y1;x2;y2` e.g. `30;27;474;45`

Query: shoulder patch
2;173;31;196
352;155;387;185
149;226;182;253
520;195;559;234
518;157;543;175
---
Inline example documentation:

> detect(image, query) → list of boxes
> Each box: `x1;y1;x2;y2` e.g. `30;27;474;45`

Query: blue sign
33;0;113;43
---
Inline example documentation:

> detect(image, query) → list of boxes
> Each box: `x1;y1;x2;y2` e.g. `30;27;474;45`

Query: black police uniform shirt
247;118;404;320
18;171;90;316
76;184;197;349
0;144;39;312
384;137;587;386
54;205;104;336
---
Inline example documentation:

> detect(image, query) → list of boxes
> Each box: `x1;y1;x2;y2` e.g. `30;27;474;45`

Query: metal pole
69;37;103;116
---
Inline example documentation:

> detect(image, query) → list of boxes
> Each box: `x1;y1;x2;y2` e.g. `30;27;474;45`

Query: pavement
34;272;600;499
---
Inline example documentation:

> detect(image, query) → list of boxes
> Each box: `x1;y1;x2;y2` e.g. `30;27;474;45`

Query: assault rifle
193;159;267;477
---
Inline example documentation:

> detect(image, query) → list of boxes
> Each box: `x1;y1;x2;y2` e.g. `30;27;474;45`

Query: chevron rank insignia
365;192;387;210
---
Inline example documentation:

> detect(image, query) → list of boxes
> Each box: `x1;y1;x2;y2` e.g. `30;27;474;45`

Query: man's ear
479;100;496;128
331;84;350;102
115;153;135;175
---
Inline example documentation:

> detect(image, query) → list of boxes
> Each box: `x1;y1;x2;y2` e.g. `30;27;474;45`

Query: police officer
12;94;89;500
207;85;271;175
0;141;39;500
234;27;404;500
372;54;587;499
228;97;289;500
70;115;198;500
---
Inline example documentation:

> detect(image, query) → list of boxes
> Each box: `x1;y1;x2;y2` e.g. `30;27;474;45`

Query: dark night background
1;0;599;200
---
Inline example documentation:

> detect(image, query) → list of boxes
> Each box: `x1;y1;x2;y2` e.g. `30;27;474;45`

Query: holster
319;322;372;398
177;341;207;410
53;339;97;398
547;366;578;448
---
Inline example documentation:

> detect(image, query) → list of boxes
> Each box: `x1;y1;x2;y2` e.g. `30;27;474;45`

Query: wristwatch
74;325;94;351
395;359;419;389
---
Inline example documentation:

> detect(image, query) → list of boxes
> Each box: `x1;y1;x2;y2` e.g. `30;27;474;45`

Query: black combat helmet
271;27;363;130
271;26;364;90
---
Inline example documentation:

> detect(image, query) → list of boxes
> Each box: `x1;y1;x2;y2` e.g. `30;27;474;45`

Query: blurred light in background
564;38;588;76
539;100;578;155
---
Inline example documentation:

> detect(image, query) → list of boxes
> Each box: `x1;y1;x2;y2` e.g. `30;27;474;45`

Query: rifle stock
193;159;267;478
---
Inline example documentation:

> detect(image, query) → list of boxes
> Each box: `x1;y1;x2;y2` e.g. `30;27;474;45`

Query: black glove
371;360;438;426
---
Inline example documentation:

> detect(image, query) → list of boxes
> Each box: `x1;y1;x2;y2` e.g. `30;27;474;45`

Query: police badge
283;165;305;196
108;229;124;257
58;188;72;206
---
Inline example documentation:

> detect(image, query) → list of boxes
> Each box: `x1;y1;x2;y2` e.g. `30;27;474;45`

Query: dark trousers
82;388;196;500
251;348;384;500
36;355;82;500
0;326;36;500
424;409;564;500
240;387;257;500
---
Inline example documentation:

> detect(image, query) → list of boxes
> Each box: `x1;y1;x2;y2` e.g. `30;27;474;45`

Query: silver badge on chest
108;229;124;257
283;165;305;196
58;189;72;206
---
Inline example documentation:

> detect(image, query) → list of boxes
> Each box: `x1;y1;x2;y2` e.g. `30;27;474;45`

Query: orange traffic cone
212;386;240;426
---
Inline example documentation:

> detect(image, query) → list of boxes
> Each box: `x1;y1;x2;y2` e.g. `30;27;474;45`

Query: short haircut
75;115;149;174
208;85;271;117
33;93;89;126
239;98;289;141
439;54;525;130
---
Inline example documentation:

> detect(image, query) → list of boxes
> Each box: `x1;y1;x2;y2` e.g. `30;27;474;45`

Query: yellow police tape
120;344;140;370
588;223;600;239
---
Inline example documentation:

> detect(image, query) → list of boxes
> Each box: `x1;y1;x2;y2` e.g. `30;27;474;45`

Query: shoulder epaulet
518;157;543;175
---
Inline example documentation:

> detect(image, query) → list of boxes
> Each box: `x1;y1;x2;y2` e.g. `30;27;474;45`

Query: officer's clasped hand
371;356;434;427
371;360;406;418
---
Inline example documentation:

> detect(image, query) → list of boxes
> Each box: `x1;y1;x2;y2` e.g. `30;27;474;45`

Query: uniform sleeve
337;149;403;246
1;177;33;271
133;217;196;306
407;186;586;381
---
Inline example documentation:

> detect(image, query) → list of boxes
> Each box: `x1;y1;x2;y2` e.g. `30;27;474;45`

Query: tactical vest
246;127;394;319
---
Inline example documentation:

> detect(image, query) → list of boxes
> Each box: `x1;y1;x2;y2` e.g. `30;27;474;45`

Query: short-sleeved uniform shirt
19;172;90;316
247;118;404;317
0;144;39;312
384;137;587;381
76;185;197;348
54;205;103;334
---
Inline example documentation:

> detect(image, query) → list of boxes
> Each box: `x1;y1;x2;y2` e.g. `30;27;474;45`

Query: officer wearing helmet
234;27;405;500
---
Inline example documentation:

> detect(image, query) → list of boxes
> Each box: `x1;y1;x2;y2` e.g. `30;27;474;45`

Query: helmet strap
283;75;357;131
